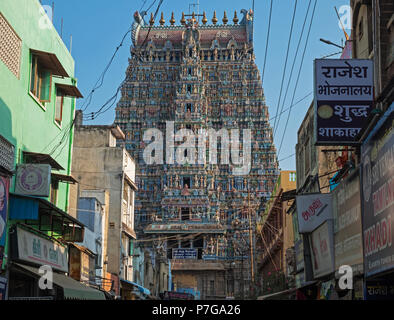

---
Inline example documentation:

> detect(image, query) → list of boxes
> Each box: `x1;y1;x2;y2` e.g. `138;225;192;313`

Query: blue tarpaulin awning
9;195;39;220
120;279;150;296
9;193;85;242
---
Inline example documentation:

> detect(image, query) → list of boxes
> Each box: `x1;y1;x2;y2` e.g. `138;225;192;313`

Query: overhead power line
278;0;318;156
261;0;273;85
84;0;164;121
273;0;313;138
48;1;164;157
272;0;298;136
269;92;312;122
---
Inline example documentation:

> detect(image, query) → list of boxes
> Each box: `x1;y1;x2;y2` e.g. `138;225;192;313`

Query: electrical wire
269;92;312;122
272;0;298;136
258;227;279;271
84;0;164;121
278;0;318;156
261;0;273;85
278;153;295;162
47;1;164;156
273;0;313;138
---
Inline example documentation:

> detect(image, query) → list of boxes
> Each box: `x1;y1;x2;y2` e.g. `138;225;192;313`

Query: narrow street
0;0;393;305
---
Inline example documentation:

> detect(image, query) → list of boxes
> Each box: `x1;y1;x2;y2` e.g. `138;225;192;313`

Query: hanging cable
272;0;298;136
274;0;313;138
261;0;273;85
278;0;318;156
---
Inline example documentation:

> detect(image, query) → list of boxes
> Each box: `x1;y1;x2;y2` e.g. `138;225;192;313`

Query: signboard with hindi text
314;59;374;145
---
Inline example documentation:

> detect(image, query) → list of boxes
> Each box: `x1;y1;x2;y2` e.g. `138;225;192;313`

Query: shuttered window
55;88;64;125
30;54;52;103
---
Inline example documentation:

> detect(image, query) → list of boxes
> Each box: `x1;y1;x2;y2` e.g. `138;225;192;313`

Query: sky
41;0;350;170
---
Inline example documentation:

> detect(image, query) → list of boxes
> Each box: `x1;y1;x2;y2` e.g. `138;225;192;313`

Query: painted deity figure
181;184;190;196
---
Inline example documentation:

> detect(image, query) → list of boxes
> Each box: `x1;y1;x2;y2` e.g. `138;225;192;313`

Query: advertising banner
0;276;7;300
16;226;69;273
333;170;363;272
0;176;9;268
361;107;394;276
314;59;373;145
172;248;197;259
296;193;333;233
365;280;394;300
310;221;335;278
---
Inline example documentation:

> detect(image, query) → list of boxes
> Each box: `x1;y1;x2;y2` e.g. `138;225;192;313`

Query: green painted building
0;0;86;294
0;0;81;209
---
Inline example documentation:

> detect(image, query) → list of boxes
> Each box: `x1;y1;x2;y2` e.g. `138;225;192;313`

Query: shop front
333;169;364;300
295;194;336;299
69;243;96;286
120;278;151;300
0;134;15;300
7;225;105;300
361;104;394;300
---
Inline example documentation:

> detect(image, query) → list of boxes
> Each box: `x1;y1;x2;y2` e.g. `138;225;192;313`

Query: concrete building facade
70;111;138;297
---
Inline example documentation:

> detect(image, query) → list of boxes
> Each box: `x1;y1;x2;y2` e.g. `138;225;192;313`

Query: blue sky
41;0;350;170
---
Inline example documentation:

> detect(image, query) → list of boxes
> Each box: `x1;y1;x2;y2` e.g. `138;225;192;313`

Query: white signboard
17;227;68;273
314;59;374;145
296;193;333;233
15;164;51;197
315;59;373;101
310;221;335;278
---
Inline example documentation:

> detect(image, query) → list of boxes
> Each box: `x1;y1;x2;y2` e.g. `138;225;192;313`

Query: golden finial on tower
223;11;228;25
202;11;208;25
159;12;165;26
233;10;239;24
181;12;186;25
212;11;218;25
149;13;155;26
170;12;175;25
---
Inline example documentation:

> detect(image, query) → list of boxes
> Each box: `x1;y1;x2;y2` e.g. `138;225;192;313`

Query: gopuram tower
115;9;279;299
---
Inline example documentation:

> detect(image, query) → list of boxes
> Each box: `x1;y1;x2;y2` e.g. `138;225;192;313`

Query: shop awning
56;83;83;98
30;49;69;78
257;287;297;300
22;151;64;171
124;174;138;191
51;173;78;184
13;263;106;300
9;193;84;242
120;279;150;296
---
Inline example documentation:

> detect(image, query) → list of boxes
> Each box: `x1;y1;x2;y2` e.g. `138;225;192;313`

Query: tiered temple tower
115;9;279;299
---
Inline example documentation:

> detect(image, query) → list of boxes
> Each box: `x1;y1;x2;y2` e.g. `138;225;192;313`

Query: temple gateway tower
115;9;279;299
